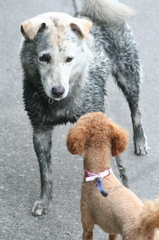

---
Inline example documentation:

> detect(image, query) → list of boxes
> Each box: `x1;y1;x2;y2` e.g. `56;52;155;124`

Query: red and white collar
85;167;112;182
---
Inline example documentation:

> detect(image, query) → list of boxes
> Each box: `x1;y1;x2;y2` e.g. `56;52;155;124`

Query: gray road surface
0;0;159;239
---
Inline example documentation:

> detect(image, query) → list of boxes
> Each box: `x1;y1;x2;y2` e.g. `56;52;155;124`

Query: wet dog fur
20;0;147;215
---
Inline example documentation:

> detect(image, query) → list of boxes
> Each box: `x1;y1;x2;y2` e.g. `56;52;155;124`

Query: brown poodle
66;112;159;240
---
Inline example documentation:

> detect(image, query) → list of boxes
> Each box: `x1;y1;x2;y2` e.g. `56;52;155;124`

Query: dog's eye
65;57;74;63
39;54;51;64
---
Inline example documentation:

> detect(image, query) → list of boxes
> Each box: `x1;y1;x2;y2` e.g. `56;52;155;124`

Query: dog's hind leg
31;127;53;216
113;64;147;156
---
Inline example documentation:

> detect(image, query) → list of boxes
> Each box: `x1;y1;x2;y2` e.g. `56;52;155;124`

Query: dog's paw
134;140;147;155
134;128;147;155
32;200;51;216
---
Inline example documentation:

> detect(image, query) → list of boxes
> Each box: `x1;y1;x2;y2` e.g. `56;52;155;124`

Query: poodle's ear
66;125;87;155
109;123;129;156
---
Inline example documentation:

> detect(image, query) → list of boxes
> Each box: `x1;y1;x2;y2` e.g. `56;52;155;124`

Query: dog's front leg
81;190;94;240
109;234;120;240
32;127;53;216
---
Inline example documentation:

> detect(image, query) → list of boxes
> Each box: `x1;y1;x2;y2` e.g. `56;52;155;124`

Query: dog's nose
52;87;65;98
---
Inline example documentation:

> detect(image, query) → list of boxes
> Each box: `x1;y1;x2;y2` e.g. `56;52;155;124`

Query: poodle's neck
83;147;111;173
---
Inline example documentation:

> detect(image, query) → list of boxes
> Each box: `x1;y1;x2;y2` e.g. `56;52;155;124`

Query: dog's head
66;112;129;156
20;12;92;101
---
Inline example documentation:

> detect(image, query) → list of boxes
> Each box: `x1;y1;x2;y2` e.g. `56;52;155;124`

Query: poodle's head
66;112;129;156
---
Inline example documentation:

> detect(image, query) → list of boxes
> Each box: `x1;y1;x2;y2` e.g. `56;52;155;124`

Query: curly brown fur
67;112;129;156
67;112;159;240
139;198;159;237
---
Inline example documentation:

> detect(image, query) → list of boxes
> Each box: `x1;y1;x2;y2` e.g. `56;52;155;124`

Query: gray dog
20;0;147;216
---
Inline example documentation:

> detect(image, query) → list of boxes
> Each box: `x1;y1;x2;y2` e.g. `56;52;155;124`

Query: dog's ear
109;123;129;156
70;18;92;38
66;125;87;155
20;20;47;40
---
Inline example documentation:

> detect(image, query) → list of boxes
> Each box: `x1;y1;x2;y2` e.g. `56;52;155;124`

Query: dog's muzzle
52;86;65;101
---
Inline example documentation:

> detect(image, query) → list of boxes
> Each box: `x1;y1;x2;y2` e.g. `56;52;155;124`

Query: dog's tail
81;0;135;24
139;197;159;235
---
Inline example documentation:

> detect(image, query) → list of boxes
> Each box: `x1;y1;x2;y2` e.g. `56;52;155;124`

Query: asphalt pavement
0;0;159;239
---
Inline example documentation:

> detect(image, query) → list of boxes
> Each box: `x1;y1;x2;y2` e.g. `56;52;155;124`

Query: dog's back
81;172;159;239
81;170;143;233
